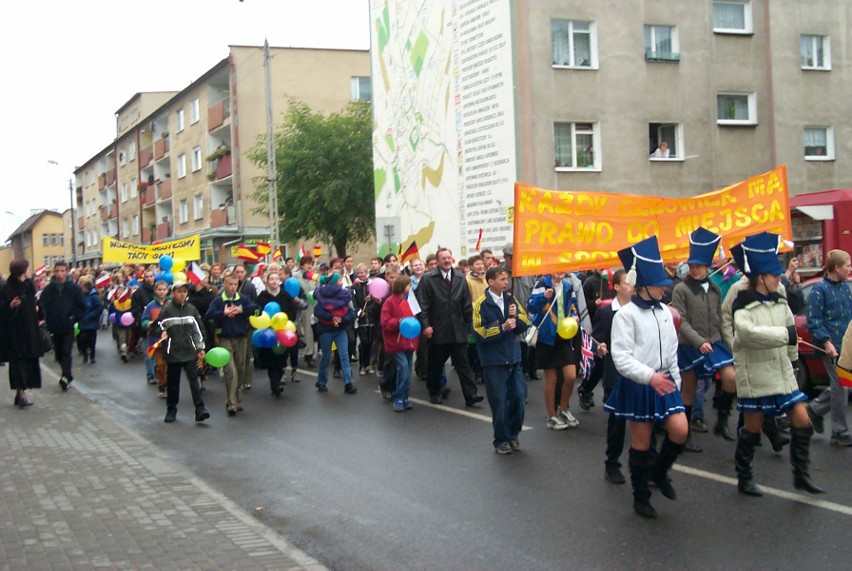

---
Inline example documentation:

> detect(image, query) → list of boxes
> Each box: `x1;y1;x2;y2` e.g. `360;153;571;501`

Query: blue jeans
143;337;156;380
318;330;352;387
692;375;711;422
482;363;526;447
392;351;414;404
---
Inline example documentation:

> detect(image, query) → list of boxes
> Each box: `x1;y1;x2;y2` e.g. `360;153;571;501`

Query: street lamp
48;160;76;267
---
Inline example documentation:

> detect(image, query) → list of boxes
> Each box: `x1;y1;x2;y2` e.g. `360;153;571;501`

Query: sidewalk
0;365;325;570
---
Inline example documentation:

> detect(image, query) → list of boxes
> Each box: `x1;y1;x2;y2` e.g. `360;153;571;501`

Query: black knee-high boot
684;405;703;453
735;429;763;496
790;426;825;494
714;391;736;441
763;416;790;452
629;448;656;519
651;437;685;500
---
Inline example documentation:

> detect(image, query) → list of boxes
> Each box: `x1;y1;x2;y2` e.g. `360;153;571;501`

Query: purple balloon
120;312;135;327
108;313;116;324
368;278;390;299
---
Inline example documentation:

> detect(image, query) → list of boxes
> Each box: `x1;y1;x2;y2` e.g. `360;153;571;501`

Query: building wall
0;245;12;278
517;0;850;198
25;213;66;269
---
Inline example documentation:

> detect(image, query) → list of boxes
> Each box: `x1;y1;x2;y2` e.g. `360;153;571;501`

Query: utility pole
69;178;76;267
264;38;280;256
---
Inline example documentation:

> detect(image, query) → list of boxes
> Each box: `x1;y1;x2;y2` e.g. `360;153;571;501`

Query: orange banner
512;166;792;277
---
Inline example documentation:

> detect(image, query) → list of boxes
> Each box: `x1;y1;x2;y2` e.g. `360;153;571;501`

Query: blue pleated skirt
677;340;734;376
736;391;808;417
604;374;685;423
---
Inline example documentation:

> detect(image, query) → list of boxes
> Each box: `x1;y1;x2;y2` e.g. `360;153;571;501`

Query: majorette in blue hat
730;232;785;278
686;227;723;267
618;235;672;288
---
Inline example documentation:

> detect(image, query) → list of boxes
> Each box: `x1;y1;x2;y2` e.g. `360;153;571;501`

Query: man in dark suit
417;247;483;406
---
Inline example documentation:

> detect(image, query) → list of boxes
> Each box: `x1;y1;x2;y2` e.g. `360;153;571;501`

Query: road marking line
673;464;852;516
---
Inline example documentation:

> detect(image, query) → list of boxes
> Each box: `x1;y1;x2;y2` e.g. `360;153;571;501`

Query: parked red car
794;277;852;395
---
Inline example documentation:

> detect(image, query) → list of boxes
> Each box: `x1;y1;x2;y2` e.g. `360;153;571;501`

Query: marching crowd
2;226;851;519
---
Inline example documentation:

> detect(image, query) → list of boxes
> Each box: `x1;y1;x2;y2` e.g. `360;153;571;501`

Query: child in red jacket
381;275;420;412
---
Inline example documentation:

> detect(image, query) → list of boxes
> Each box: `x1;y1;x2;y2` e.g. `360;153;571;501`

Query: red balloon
669;305;682;333
278;329;298;348
597;298;613;308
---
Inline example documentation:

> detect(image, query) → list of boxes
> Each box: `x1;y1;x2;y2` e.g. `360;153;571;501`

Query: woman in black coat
0;259;45;407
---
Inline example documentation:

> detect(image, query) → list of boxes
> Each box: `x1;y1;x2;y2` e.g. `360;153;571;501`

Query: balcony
106;168;117;186
140;146;153;167
142;227;152;243
158;178;172;200
157;221;172;240
143;187;155;206
215;153;232;179
98;174;106;190
77;216;85;229
208;99;231;131
211;208;230;228
154;137;170;160
101;202;118;221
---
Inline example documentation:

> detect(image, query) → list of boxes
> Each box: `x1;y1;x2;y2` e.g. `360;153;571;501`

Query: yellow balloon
270;312;289;331
249;313;271;330
171;257;186;273
284;321;297;333
172;271;187;284
557;317;579;340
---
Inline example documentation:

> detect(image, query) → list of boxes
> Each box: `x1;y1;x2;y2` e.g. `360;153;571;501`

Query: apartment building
73;46;370;267
6;210;66;270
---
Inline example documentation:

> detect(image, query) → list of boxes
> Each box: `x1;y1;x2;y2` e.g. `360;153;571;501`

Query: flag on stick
400;241;420;264
296;244;307;263
272;248;283;262
254;242;271;255
236;245;261;263
474;228;483;251
186;262;207;285
400;290;422;317
95;273;111;289
34;264;47;278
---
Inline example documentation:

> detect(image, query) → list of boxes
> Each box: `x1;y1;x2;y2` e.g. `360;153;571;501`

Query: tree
248;99;374;256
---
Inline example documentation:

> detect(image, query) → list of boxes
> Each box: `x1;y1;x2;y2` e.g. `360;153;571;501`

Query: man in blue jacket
206;274;258;416
473;266;530;454
39;261;85;390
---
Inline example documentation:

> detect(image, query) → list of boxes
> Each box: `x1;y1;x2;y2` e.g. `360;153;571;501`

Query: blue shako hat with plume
731;232;785;278
618;235;672;288
687;226;723;266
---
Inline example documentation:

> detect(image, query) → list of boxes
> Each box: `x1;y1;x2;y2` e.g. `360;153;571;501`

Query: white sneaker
559;408;580;428
547;415;569;430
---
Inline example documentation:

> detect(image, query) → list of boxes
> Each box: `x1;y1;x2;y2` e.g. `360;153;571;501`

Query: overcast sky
0;0;371;242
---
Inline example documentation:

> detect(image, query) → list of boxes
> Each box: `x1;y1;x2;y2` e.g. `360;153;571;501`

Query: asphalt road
48;334;852;570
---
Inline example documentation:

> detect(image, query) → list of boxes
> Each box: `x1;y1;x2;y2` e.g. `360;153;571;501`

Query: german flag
254;242;271;255
236;245;261;262
400;241;419;264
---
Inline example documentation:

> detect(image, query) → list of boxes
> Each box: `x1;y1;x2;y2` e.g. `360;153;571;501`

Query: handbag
40;326;54;353
524;297;557;346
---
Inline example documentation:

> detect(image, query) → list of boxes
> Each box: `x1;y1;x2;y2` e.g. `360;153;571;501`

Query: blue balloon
399;316;421;339
161;272;174;285
263;301;282;317
284;277;301;298
128;278;139;287
252;329;265;348
158;255;174;271
260;328;278;349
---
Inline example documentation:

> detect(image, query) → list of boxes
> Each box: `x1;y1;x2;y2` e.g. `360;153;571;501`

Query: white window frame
350;77;372;101
716;92;757;126
644;25;679;62
554;122;601;171
176;109;185;132
121;219;129;238
191;146;202;172
119;149;127;166
190;98;200;124
128;141;136;161
712;1;753;35
179;200;189;224
193;194;204;220
130;177;137;198
132;215;139;235
551;19;598;69
804;126;835;161
649;123;684;161
120;182;128;203
177;154;187;178
801;35;831;71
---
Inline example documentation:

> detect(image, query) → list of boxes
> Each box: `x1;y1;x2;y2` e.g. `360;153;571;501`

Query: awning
795;205;834;220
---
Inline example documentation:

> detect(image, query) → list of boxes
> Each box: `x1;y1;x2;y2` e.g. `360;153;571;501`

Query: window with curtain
644;25;678;61
554;122;599;169
801;35;829;69
552;19;595;67
717;93;755;124
648;123;681;159
713;1;751;33
804;127;833;159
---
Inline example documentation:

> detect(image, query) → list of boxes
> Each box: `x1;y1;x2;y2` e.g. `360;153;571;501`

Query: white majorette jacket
611;299;682;390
